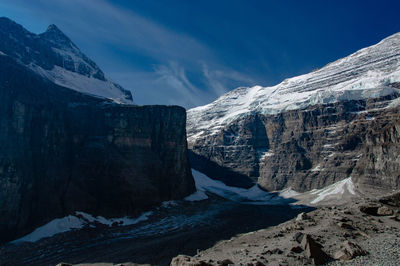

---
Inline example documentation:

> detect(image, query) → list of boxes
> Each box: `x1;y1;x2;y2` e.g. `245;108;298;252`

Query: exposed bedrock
189;93;400;193
0;55;195;243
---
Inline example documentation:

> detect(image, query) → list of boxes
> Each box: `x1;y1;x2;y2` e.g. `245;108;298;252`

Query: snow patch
29;64;132;104
279;188;300;198
310;177;356;204
186;170;290;205
311;164;322;172
184;190;209;201
259;151;274;160
12;211;152;243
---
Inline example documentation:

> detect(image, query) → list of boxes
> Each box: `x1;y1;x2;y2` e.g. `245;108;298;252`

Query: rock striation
187;32;400;192
0;30;194;243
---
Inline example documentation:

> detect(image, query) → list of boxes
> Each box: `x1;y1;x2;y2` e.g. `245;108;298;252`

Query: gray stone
290;246;303;253
334;241;368;261
300;234;330;265
293;232;304;243
337;222;355;230
377;206;394;216
296;212;310;221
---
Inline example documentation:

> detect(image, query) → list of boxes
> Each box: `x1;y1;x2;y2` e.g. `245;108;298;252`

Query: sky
0;0;400;108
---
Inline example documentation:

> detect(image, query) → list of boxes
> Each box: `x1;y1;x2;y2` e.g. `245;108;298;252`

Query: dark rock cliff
189;92;400;192
352;108;400;193
0;55;194;243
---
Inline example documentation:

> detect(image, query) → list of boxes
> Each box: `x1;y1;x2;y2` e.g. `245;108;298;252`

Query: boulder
337;222;355;230
334;241;368;261
377;206;394;216
290;246;303;253
300;234;331;265
296;212;310;221
379;192;400;207
293;232;304;243
359;205;380;216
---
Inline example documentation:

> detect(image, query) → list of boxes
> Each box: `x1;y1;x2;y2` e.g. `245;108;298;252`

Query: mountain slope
187;32;400;192
0;17;133;104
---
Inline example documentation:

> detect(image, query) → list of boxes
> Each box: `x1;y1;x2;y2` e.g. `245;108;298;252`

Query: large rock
0;55;195;243
300;234;331;265
334;241;368;261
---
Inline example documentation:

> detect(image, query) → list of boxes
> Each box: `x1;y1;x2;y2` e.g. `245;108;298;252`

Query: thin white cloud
2;0;257;108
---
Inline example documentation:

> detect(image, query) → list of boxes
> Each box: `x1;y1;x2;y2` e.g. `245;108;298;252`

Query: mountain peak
45;24;63;34
0;17;133;104
40;24;74;50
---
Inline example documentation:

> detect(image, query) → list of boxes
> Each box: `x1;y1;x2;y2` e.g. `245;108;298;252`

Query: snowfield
185;170;358;206
187;32;400;142
29;64;132;104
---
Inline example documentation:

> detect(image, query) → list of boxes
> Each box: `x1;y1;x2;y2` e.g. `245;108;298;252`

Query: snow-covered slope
185;169;358;206
0;17;133;104
187;33;400;142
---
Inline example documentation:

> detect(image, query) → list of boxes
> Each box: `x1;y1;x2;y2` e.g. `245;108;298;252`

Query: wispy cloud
1;0;256;108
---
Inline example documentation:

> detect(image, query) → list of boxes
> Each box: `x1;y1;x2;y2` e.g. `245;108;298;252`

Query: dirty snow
12;211;152;243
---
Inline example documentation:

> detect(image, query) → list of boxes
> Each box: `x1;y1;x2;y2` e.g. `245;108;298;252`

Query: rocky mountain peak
40;24;76;51
0;17;133;104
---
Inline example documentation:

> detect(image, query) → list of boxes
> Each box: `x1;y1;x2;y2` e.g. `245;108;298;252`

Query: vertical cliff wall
0;55;194;243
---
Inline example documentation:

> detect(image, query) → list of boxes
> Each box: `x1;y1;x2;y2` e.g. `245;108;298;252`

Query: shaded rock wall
0;56;194;243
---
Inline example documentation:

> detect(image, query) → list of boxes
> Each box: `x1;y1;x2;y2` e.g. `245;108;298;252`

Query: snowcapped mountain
187;32;400;193
188;32;400;142
0;17;133;104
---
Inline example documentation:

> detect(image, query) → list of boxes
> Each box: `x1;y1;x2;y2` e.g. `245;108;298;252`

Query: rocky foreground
171;192;400;265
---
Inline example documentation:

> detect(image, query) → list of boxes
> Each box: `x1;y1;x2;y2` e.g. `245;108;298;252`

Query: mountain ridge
0;17;133;104
187;32;400;193
188;32;400;143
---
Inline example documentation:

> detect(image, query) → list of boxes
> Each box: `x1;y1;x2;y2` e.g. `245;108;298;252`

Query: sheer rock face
0;55;194;243
352;109;400;193
188;32;400;192
190;94;400;192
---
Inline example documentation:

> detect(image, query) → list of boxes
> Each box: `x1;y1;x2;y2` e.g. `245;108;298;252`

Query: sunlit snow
187;33;400;142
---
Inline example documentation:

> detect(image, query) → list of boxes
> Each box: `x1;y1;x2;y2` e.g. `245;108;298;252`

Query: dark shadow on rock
189;150;254;188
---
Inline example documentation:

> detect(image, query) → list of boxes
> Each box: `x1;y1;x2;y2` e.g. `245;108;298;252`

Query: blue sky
1;0;400;108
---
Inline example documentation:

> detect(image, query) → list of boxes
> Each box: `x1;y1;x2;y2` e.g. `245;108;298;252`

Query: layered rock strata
188;33;400;192
0;54;194;243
